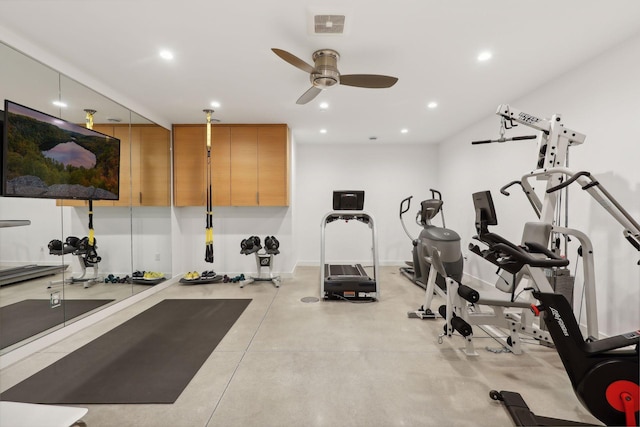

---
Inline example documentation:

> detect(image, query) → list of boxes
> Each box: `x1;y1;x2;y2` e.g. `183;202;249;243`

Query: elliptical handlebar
400;196;413;217
429;189;442;200
399;196;416;241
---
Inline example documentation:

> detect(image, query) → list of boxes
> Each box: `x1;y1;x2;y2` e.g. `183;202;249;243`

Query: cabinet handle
139;192;142;204
256;192;259;205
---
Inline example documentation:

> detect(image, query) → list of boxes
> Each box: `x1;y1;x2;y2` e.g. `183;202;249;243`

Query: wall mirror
0;41;172;355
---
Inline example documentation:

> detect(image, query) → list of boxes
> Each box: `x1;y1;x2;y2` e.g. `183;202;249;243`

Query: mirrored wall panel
0;41;171;354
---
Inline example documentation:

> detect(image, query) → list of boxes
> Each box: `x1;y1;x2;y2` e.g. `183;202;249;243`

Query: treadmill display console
332;190;364;210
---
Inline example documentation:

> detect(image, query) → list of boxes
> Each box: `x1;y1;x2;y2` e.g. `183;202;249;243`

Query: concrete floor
0;266;600;426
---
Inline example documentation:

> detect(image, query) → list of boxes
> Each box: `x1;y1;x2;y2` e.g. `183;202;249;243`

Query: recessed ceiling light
401;128;409;134
320;129;327;134
52;100;67;108
427;101;438;109
159;50;174;60
319;102;329;110
210;101;221;108
477;51;492;62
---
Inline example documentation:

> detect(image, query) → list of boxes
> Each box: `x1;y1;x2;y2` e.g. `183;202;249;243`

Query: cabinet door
211;126;231;206
230;127;258;206
173;125;206;206
112;125;136;207
139;126;170;206
258;125;289;206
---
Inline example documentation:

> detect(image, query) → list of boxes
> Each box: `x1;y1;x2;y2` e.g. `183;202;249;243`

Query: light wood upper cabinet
173;123;290;207
212;126;231;206
258;125;289;206
230;127;258;206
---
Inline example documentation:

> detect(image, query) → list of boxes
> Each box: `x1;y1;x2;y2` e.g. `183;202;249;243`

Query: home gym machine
444;104;640;357
441;105;595;354
439;190;578;356
240;235;281;288
486;105;639;330
491;290;639;427
399;189;464;319
474;105;640;425
320;191;379;301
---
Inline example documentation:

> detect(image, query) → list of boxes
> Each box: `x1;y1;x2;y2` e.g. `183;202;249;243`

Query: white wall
437;33;640;336
294;142;439;265
171;205;294;277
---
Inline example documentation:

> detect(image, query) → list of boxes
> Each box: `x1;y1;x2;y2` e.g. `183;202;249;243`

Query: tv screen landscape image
2;100;120;200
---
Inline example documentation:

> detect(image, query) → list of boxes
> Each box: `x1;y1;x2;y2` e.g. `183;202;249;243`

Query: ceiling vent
314;15;345;34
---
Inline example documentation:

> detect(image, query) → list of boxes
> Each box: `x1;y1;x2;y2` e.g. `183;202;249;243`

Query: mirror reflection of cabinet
136;125;171;207
0;40;172;355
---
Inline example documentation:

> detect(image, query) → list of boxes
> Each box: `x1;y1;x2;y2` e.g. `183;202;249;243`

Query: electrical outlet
50;291;61;308
155;253;161;261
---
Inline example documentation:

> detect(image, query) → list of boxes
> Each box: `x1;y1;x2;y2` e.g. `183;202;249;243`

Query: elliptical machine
400;189;464;319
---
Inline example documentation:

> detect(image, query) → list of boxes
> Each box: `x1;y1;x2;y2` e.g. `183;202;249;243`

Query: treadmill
320;191;379;300
0;220;69;286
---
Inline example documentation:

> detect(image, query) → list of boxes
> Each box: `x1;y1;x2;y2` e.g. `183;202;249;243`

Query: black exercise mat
1;299;251;404
0;299;114;349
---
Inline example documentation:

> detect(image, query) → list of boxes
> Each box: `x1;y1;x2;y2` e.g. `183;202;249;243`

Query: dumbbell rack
241;251;280;288
48;238;101;289
240;236;280;288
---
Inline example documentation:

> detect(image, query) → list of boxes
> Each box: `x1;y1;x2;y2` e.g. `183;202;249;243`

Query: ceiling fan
272;48;399;105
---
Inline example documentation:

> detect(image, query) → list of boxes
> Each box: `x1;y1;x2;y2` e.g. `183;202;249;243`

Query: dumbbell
264;236;280;255
240;236;262;255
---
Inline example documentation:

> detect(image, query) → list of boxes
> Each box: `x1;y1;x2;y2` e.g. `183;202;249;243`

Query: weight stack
540;268;575;347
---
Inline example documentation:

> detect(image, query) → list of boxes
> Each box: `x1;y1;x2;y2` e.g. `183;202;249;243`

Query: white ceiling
1;0;640;144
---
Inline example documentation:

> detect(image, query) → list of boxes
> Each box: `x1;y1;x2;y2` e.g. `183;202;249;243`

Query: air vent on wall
314;15;345;34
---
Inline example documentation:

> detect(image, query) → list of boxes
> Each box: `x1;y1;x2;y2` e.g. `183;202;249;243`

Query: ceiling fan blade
339;74;398;88
272;48;315;73
296;86;322;105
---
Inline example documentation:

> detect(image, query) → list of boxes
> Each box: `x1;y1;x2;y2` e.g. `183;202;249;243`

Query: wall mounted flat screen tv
2;100;120;200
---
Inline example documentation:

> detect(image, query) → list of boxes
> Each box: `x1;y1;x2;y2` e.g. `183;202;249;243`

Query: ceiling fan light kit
272;48;398;105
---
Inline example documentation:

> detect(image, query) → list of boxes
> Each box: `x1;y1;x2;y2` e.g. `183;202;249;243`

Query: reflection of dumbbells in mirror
239;235;281;288
48;235;101;288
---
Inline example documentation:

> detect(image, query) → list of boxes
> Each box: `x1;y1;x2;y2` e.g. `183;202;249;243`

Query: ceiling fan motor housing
311;49;340;88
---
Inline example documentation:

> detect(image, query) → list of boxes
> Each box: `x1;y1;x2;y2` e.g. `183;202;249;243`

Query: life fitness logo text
550;307;570;336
